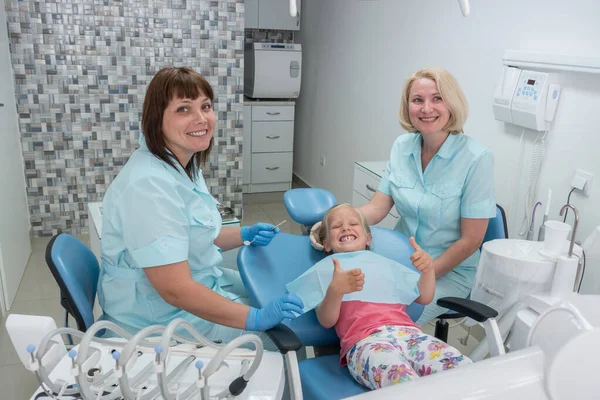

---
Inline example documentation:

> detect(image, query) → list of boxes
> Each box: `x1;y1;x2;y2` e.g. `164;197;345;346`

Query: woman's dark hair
141;66;215;180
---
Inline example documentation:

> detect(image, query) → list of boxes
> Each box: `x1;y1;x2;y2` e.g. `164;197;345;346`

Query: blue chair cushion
483;205;508;244
46;234;100;330
299;355;368;399
238;233;339;346
283;188;337;225
238;228;425;346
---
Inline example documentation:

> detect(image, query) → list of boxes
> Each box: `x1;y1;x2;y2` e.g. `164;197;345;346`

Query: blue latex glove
245;294;304;331
241;222;280;246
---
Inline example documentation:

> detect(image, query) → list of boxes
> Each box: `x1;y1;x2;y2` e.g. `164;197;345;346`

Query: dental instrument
9;317;274;400
243;220;287;246
538;189;551;241
527;201;542;240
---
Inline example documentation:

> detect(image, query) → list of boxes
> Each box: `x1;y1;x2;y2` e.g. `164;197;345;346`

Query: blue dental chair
45;233;100;332
238;189;502;399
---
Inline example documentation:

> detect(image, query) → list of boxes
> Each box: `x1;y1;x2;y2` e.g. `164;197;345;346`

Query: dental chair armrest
437;297;498;322
266;323;302;355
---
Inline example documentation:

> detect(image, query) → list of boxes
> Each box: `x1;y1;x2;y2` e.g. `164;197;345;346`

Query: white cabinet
353;161;400;230
246;0;301;31
243;102;295;193
245;0;259;29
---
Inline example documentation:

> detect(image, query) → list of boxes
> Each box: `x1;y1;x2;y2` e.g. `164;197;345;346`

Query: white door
0;0;32;311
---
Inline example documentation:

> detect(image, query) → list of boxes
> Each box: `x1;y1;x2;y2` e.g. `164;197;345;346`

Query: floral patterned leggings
346;325;472;390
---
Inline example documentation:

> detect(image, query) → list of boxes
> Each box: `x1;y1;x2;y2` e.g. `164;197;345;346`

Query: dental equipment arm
437;297;505;357
17;317;267;400
156;318;264;400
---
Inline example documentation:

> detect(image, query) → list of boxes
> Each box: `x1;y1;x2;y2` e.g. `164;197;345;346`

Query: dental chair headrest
283;188;338;226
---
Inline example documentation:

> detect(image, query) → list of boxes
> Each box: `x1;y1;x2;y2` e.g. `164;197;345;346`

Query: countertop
355;161;388;178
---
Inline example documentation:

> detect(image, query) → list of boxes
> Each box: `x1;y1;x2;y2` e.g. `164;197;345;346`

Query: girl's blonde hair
318;203;371;251
398;67;468;134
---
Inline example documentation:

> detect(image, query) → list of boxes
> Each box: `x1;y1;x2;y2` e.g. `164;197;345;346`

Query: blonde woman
359;67;496;325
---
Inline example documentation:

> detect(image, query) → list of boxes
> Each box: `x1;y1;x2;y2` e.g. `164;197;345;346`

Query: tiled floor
1;190;480;398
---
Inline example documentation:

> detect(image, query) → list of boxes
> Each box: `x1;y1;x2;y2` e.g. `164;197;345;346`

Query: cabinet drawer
352;191;400;227
251;152;293;184
353;166;399;218
252;121;294;153
251;105;295;121
353;167;381;200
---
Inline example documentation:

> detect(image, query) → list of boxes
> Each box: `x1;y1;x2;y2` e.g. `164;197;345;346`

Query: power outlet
319;153;326;167
571;169;593;195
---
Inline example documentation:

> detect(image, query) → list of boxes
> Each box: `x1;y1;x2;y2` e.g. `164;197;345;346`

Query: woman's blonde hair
398;67;468;134
318;203;371;251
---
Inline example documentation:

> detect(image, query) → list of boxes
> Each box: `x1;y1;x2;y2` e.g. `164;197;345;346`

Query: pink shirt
335;301;420;365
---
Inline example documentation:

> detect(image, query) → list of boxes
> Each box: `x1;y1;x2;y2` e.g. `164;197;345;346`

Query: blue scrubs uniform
378;133;496;325
97;137;251;342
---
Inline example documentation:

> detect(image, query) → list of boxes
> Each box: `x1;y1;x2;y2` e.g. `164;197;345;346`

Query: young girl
316;204;472;390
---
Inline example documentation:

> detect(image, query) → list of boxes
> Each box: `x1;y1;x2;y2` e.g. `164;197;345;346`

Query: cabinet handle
0;103;4;107
266;135;280;139
366;184;377;192
266;166;280;171
266;112;281;116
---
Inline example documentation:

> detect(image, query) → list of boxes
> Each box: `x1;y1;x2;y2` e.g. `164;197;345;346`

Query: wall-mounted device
493;66;561;131
245;43;302;99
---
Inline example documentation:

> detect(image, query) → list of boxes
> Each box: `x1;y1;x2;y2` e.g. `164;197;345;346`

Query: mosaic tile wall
5;0;245;236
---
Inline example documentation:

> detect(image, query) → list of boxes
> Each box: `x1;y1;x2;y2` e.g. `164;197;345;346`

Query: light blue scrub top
97;137;238;335
378;133;496;284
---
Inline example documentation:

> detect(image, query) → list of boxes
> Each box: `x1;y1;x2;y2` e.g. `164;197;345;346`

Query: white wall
294;0;600;293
